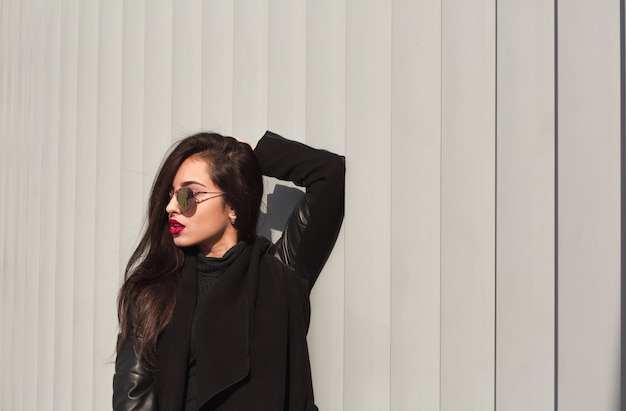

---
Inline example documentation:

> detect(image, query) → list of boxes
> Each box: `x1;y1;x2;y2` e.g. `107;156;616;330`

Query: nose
165;192;179;215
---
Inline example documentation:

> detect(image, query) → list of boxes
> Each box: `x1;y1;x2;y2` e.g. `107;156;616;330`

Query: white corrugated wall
0;0;622;410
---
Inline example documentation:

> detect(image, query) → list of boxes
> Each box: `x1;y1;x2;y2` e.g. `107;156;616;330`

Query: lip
169;219;185;235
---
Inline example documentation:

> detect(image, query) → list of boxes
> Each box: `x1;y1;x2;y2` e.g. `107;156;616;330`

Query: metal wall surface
0;1;623;410
390;0;441;409
557;1;622;409
441;1;496;410
496;1;555;410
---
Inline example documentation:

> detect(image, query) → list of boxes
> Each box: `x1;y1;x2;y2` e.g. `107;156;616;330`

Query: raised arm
254;131;345;287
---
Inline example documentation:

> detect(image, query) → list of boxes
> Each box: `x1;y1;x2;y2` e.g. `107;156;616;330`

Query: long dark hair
117;132;263;367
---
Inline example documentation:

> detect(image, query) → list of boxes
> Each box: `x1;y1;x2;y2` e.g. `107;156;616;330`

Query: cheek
195;204;230;227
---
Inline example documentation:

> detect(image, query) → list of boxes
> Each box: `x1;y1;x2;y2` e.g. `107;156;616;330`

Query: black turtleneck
196;241;247;305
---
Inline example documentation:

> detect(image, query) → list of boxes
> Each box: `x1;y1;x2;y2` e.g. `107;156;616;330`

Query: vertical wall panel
22;0;45;408
306;1;346;410
390;0;442;410
305;0;346;153
0;0;7;404
441;0;496;410
37;1;61;408
3;18;22;394
0;0;8;135
172;0;202;137
557;1;622;410
119;0;145;277
72;1;99;408
54;2;79;409
200;0;234;134
143;0;173;194
267;0;306;139
496;2;555;411
232;0;268;141
622;2;625;407
13;1;26;408
344;1;392;410
94;1;123;409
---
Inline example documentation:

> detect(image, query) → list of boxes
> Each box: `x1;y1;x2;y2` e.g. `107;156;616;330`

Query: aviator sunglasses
169;187;225;211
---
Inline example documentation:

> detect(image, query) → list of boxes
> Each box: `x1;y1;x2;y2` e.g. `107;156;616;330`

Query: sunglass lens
177;187;194;211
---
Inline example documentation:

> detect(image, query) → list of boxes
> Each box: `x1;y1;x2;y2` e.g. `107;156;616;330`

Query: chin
172;237;191;248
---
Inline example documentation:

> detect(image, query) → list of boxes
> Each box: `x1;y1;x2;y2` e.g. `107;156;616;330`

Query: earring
231;211;237;225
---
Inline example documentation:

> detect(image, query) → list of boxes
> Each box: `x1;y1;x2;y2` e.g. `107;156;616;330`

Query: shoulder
249;237;313;323
251;236;311;288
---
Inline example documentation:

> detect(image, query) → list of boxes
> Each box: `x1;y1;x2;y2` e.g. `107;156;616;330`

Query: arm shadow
257;183;304;241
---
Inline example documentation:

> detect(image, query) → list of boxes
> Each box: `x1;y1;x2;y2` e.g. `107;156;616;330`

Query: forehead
172;156;213;186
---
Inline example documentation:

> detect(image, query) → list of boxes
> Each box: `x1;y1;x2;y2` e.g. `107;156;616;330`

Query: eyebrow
180;180;207;188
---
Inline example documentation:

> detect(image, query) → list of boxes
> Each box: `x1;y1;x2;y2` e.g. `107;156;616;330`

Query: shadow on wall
258;183;304;241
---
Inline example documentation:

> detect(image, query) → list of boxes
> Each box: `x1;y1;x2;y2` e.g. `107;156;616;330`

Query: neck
200;229;238;258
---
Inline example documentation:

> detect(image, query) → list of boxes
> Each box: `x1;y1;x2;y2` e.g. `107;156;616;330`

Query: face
165;156;238;257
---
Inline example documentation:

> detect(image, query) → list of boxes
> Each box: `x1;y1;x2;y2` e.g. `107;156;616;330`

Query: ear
227;205;237;225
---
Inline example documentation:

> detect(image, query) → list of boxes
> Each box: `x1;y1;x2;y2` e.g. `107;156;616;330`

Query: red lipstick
169;219;185;235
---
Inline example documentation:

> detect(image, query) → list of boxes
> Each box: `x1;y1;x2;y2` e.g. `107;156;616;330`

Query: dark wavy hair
117;132;263;367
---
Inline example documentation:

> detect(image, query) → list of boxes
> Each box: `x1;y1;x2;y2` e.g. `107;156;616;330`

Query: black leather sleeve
268;194;310;271
255;131;345;287
113;334;158;411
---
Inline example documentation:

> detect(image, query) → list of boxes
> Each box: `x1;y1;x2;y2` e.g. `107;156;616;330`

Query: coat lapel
156;253;197;410
195;244;253;405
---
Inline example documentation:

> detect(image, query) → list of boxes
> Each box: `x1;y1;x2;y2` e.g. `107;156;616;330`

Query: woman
113;131;345;411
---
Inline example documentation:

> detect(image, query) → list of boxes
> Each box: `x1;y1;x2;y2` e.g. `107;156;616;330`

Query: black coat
113;132;345;411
